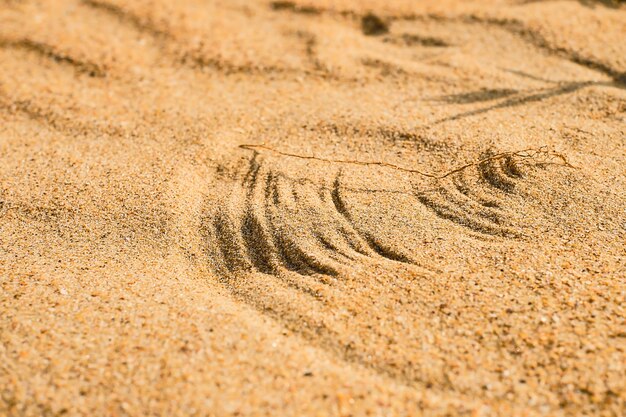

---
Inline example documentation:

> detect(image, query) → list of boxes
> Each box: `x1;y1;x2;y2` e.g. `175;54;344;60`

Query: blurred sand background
1;0;625;416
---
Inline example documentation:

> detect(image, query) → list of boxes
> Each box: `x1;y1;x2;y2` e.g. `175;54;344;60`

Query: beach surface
1;0;625;415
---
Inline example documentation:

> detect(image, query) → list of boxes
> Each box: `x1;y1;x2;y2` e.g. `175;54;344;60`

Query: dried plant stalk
239;144;576;179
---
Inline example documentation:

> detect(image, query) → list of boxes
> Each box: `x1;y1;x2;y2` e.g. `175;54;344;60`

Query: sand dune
1;0;625;416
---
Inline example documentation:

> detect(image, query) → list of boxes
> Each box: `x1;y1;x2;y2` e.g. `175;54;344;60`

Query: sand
0;0;625;416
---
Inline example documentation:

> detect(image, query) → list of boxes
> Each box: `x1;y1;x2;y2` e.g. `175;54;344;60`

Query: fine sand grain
1;0;625;416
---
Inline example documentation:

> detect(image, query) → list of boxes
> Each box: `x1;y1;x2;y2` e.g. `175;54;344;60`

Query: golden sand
1;0;625;416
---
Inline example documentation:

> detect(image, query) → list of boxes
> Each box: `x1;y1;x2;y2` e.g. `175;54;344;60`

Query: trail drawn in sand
209;146;575;278
212;153;415;279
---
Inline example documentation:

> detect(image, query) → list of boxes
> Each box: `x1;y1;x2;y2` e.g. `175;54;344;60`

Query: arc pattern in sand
212;153;406;279
211;150;546;281
415;154;529;238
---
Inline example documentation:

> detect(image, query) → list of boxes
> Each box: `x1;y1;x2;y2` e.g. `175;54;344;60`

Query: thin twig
239;144;576;179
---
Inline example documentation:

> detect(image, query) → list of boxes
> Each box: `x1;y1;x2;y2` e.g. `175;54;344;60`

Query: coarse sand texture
1;0;625;416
